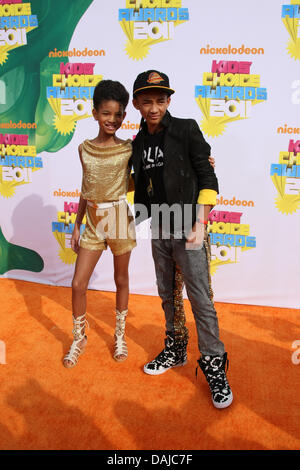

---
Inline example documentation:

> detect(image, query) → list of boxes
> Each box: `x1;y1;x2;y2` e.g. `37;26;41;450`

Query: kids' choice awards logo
270;139;300;214
46;62;103;136
0;0;38;65
52;200;86;264
282;1;300;60
195;60;267;137
118;0;189;60
0;132;42;197
208;209;256;274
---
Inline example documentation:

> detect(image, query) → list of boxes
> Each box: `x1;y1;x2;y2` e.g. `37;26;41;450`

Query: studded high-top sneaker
197;353;233;409
144;334;188;375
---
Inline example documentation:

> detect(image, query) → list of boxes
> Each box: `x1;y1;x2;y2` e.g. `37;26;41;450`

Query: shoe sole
114;355;128;362
63;336;87;369
143;359;187;376
63;346;86;369
213;393;233;409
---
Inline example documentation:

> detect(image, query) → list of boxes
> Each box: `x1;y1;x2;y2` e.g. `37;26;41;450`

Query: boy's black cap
133;70;175;97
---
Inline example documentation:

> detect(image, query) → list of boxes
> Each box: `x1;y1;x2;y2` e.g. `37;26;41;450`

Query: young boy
131;70;233;409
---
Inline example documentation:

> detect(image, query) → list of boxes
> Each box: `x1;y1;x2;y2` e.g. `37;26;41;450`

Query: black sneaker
144;334;187;375
197;353;233;409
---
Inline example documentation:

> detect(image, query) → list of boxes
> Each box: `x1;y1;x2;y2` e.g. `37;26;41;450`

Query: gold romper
79;139;136;255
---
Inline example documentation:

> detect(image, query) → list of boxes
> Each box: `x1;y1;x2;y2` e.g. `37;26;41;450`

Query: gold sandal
63;314;88;368
114;309;128;362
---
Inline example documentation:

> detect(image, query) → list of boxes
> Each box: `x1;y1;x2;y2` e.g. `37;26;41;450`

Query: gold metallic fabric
204;231;214;301
80;201;136;255
81;139;132;203
173;265;189;343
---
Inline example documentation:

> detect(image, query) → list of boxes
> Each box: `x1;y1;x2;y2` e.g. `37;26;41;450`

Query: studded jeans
151;235;225;356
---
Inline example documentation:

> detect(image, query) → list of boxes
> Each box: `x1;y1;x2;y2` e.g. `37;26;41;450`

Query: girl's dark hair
93;80;129;110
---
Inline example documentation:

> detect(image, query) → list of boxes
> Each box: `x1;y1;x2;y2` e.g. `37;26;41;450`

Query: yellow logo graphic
52;201;86;264
0;2;38;65
119;0;189;60
0;133;41;198
270;140;300;214
208;209;256;275
195;60;267;137
46;62;102;135
282;1;300;60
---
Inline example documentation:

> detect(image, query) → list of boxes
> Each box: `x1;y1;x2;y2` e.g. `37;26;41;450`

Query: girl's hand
71;223;81;254
209;155;215;168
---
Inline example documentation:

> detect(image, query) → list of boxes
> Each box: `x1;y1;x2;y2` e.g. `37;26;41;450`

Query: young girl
63;80;136;368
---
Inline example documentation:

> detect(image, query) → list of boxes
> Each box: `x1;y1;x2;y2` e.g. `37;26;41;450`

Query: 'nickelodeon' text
200;44;264;55
49;48;105;58
277;124;300;134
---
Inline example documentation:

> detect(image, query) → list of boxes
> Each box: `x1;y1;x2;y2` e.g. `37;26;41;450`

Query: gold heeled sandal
114;309;128;362
63;313;89;368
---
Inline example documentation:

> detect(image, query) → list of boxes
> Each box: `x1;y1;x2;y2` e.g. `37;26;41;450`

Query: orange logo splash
147;72;164;84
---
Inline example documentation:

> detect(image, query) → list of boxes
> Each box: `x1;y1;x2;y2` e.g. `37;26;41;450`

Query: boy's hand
71;223;81;254
209;155;215;169
185;220;205;250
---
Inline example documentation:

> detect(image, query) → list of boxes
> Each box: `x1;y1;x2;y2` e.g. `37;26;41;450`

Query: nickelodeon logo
200;44;264;55
0;121;36;129
277;124;300;135
48;48;105;58
216;196;254;208
121;121;140;130
53;188;81;198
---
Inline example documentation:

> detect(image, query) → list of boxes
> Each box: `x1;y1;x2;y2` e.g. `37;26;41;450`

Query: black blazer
131;110;219;224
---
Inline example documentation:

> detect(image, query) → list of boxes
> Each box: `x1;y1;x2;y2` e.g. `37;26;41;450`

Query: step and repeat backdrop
0;0;300;308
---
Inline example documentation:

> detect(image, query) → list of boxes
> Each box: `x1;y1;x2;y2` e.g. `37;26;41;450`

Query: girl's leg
113;251;131;361
113;251;131;312
63;247;103;368
72;246;103;317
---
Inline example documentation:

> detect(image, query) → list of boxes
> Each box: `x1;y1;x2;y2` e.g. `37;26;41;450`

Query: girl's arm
128;172;135;193
127;157;135;193
74;195;87;227
71;145;87;253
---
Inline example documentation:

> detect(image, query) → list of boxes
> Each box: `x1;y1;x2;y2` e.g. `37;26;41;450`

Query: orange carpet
0;278;299;451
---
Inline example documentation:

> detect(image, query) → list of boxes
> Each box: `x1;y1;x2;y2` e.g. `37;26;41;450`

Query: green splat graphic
0;227;44;275
0;0;93;274
0;0;94;152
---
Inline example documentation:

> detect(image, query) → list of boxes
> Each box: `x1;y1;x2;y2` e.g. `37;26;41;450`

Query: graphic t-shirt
142;128;167;205
142;128;180;234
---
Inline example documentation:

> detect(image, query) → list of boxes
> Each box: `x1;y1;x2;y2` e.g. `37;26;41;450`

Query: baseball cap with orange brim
133;70;175;97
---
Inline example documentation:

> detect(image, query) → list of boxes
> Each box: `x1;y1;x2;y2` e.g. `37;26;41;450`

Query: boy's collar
140;110;172;133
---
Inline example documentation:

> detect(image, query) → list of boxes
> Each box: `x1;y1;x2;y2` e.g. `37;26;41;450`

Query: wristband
197;219;208;225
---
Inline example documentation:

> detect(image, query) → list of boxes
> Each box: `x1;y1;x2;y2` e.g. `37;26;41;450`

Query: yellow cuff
197;189;217;206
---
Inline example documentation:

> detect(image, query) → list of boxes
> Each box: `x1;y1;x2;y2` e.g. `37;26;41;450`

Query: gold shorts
80;200;137;256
